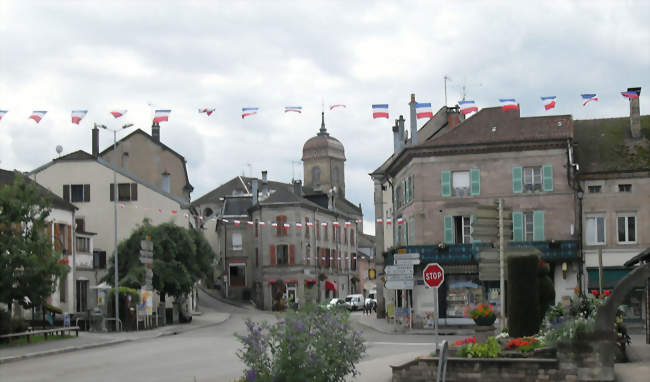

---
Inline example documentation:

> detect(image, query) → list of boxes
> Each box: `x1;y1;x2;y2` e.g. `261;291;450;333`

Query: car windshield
344;297;352;302
329;298;339;304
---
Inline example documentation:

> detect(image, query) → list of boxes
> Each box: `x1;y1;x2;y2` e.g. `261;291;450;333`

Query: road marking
365;341;433;346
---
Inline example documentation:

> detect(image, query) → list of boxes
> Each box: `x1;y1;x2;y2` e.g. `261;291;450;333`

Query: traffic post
423;263;445;353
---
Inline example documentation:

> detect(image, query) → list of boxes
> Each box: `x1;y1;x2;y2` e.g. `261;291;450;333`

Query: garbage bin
90;307;105;332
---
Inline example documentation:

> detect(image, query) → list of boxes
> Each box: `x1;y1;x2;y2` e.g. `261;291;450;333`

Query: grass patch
0;334;74;348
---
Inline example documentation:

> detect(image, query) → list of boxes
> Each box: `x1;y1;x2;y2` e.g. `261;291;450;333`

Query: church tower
302;112;346;197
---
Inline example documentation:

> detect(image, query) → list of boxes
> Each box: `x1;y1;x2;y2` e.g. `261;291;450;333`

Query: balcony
384;243;492;266
507;240;579;262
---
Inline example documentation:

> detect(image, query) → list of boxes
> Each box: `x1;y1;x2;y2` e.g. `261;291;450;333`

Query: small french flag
372;104;389;119
459;100;478;115
153;109;171;123
71;110;88;124
0;110;8;121
355;219;362;224
499;99;519;111
541;96;557;111
415;102;433;119
306;222;314;227
345;222;351;227
386;218;392;225
222;219;229;223
233;220;241;226
329;104;346;110
377;218;383;225
333;222;340;227
29;111;47;123
259;221;265;226
199;108;215;116
296;223;303;229
242;107;259;119
110;110;127;118
321;222;328;227
271;222;278;228
397;217;404;225
283;223;291;230
284;106;302;113
247;221;254;226
621;91;639;99
581;94;598;106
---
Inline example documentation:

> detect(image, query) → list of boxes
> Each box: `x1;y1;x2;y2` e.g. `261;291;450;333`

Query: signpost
386;255;418;330
139;238;154;329
423;263;445;353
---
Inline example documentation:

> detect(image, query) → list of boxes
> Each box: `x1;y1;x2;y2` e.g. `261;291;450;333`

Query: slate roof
191;176;291;206
0;168;77;212
223;196;254;216
574;115;650;174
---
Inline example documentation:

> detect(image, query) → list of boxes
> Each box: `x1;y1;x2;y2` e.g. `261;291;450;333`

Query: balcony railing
507;240;579;262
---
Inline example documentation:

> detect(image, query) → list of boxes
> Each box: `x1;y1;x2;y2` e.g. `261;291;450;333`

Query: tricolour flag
233;220;241;226
458;100;478;115
222;219;229;223
376;218;383;225
372;104;389;119
333;222;340;227
259;221;265;226
541;96;557;111
329;104;346;110
306;222;314;227
296;223;303;228
581;94;598;106
71;110;88;124
199;108;215;116
283;223;291;229
247;221;254;226
345;221;351;227
153;109;171;123
499;99;519;111
110;110;127;118
284;106;302;113
386;218;392;225
621;91;639;99
0;110;7;121
415;102;433;119
321;222;328;227
397;217;404;225
242;107;259;119
29;111;47;123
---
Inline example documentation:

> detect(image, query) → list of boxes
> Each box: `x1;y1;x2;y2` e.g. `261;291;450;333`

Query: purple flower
247;369;255;381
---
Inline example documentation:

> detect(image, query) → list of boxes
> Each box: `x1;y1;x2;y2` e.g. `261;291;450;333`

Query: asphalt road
0;290;461;382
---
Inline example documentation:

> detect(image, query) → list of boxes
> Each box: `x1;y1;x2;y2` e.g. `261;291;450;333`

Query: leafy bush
456;337;501;358
0;309;10;335
235;304;365;381
11;317;29;333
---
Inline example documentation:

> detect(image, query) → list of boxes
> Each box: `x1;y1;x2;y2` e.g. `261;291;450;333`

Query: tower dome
301;112;346;161
302;112;346;197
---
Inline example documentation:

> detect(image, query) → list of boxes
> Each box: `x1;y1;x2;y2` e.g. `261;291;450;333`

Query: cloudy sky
1;1;648;235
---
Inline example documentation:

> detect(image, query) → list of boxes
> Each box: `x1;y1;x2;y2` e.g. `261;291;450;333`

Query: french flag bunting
222;219;229;223
386;218;392;225
199;108;215;116
153;109;171;123
233;220;241;226
372;104;389;119
499;99;519;111
306;222;314;227
397;217;404;225
458;100;478;115
296;223;303;228
333;222;340;227
581;94;598;106
415;102;433;119
345;221;351;227
355;219;362;224
329;104;346;110
376;218;383;225
284;106;302;113
321;222;328;227
259;221;265;226
271;222;278;228
283;223;291;229
110;110;127;118
247;221;254;226
29;110;47;123
0;110;7;121
541;96;557;111
621;91;639;99
242;107;259;119
71;110;88;124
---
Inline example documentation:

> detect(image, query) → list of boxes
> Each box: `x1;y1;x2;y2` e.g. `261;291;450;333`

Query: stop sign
423;263;445;288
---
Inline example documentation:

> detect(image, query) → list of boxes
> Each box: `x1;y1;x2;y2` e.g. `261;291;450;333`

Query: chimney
92;125;99;158
447;106;462;130
152;122;160;143
252;179;258;204
628;87;642;139
409;93;418;145
261;170;269;197
293;179;302;195
392;119;400;153
398;115;406;149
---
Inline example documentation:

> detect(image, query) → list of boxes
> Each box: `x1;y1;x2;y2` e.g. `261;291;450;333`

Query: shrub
457;337;501;358
0;309;10;335
543;317;594;346
11;317;29;333
507;254;540;337
235;304;365;381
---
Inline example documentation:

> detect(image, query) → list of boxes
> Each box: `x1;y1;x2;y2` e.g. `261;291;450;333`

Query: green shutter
512;167;523;193
404;179;409;203
441;171;451;197
470;169;480;195
470;215;481;243
543;165;553;192
533;210;545;241
512;211;524;241
443;215;453;244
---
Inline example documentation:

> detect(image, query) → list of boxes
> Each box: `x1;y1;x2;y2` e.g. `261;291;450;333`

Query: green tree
0;172;68;313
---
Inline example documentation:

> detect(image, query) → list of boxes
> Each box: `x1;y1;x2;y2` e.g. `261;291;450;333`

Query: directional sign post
139;239;154;290
423;263;445;353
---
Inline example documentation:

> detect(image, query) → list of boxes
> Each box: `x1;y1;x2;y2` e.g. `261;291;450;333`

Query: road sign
423;263;445;288
471;204;513;244
385;265;413;275
385;280;414;289
385;274;414;281
394;253;419;260
395;259;420;265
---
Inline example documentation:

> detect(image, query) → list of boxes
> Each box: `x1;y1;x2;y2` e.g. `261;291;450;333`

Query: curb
197;285;256;310
355;318;474;336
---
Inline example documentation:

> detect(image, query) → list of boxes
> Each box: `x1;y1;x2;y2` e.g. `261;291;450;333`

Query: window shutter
512;167;523;193
470;215;481;243
470;169;481;196
67;225;72;254
83;184;90;202
542;165;553;192
109;184;114;201
289;244;295;265
131;183;138;201
533;211;545;241
410;175;415;201
63;185;70;202
320;247;325;267
441;171;451;197
276;216;282;236
512;211;524;241
270;245;277;266
443;215;453;244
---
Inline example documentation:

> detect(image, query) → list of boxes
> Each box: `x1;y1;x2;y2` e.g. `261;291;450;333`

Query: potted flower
466;303;497;326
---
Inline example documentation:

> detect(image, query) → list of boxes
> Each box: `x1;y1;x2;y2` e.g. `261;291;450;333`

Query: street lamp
94;122;133;331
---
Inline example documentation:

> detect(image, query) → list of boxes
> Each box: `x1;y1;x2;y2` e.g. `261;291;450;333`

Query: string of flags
0;89;640;124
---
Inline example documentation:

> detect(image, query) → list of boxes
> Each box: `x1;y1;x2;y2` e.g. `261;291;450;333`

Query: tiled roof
223;197;253;216
54;150;96;162
0;169;77;212
191;176;290;206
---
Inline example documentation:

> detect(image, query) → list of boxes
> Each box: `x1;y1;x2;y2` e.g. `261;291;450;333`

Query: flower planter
473;314;496;326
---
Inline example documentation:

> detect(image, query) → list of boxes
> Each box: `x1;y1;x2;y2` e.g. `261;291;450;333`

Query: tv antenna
56;145;63;157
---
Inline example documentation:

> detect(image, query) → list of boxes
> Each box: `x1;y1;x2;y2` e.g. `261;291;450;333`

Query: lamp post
95;122;133;331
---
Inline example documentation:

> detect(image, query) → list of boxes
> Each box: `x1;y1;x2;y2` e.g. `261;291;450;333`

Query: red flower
592;290;599;296
604;290;611;296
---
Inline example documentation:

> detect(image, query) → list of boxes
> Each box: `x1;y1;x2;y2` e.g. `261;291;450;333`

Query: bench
0;326;80;343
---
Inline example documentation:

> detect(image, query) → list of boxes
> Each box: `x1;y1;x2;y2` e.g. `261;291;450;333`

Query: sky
1;1;648;235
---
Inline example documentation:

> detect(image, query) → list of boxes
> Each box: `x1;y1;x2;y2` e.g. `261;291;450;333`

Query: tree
0;172;68;313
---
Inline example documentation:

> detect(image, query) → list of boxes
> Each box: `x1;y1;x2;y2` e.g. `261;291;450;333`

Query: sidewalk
354;313;478;336
615;334;650;382
0;310;230;365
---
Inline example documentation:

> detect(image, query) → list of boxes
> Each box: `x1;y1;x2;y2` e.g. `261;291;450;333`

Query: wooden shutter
441;170;451;197
316;220;320;240
320;247;325;267
83;184;90;202
344;228;348;244
512;211;524;241
275;216;282;236
67;226;72;255
130;183;138;201
542;165;553;192
63;185;70;202
533;211;545;241
289;244;295;265
54;224;61;251
470;169;481;196
109;184;114;201
512;167;523;193
270;245;277;266
443;216;453;244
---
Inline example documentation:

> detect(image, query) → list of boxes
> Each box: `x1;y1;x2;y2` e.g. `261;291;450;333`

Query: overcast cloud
1;1;648;235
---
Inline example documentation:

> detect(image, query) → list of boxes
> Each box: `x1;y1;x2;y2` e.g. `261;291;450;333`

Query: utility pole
498;198;505;332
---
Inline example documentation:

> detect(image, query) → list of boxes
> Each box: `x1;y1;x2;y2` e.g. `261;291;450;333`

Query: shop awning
325;280;337;292
304;279;317;285
268;280;278;285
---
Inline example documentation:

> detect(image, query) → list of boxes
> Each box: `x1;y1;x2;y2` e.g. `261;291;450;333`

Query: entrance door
287;286;297;304
76;280;88;312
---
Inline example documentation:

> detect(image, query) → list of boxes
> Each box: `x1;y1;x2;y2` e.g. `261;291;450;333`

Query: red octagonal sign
423;263;445;288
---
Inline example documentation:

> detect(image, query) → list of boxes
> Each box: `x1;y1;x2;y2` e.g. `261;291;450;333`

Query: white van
344;294;364;311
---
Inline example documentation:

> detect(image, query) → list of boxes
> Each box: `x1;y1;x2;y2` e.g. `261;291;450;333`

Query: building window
585;215;605;245
232;232;242;250
59;277;66;303
324;248;331;268
305;217;310;238
452;171;470;196
161;172;170;193
351;229;355;246
93;251;106;269
394;185;403;208
276;216;287;237
110;183;138;201
523;167;542;192
618;184;632;193
324;223;329;241
316;220;320;240
63;184;90;203
524;212;534;241
588;185;602;193
617;214;636;243
229;264;246;287
55;223;71;255
351;253;357;271
76;280;88;312
312;166;321;187
75;218;85;233
277;245;289;265
76;236;90;253
409;216;415;244
452;216;471;244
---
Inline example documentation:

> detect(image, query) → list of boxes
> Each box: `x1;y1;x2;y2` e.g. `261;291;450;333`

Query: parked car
344;294;365;311
325;298;347;310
